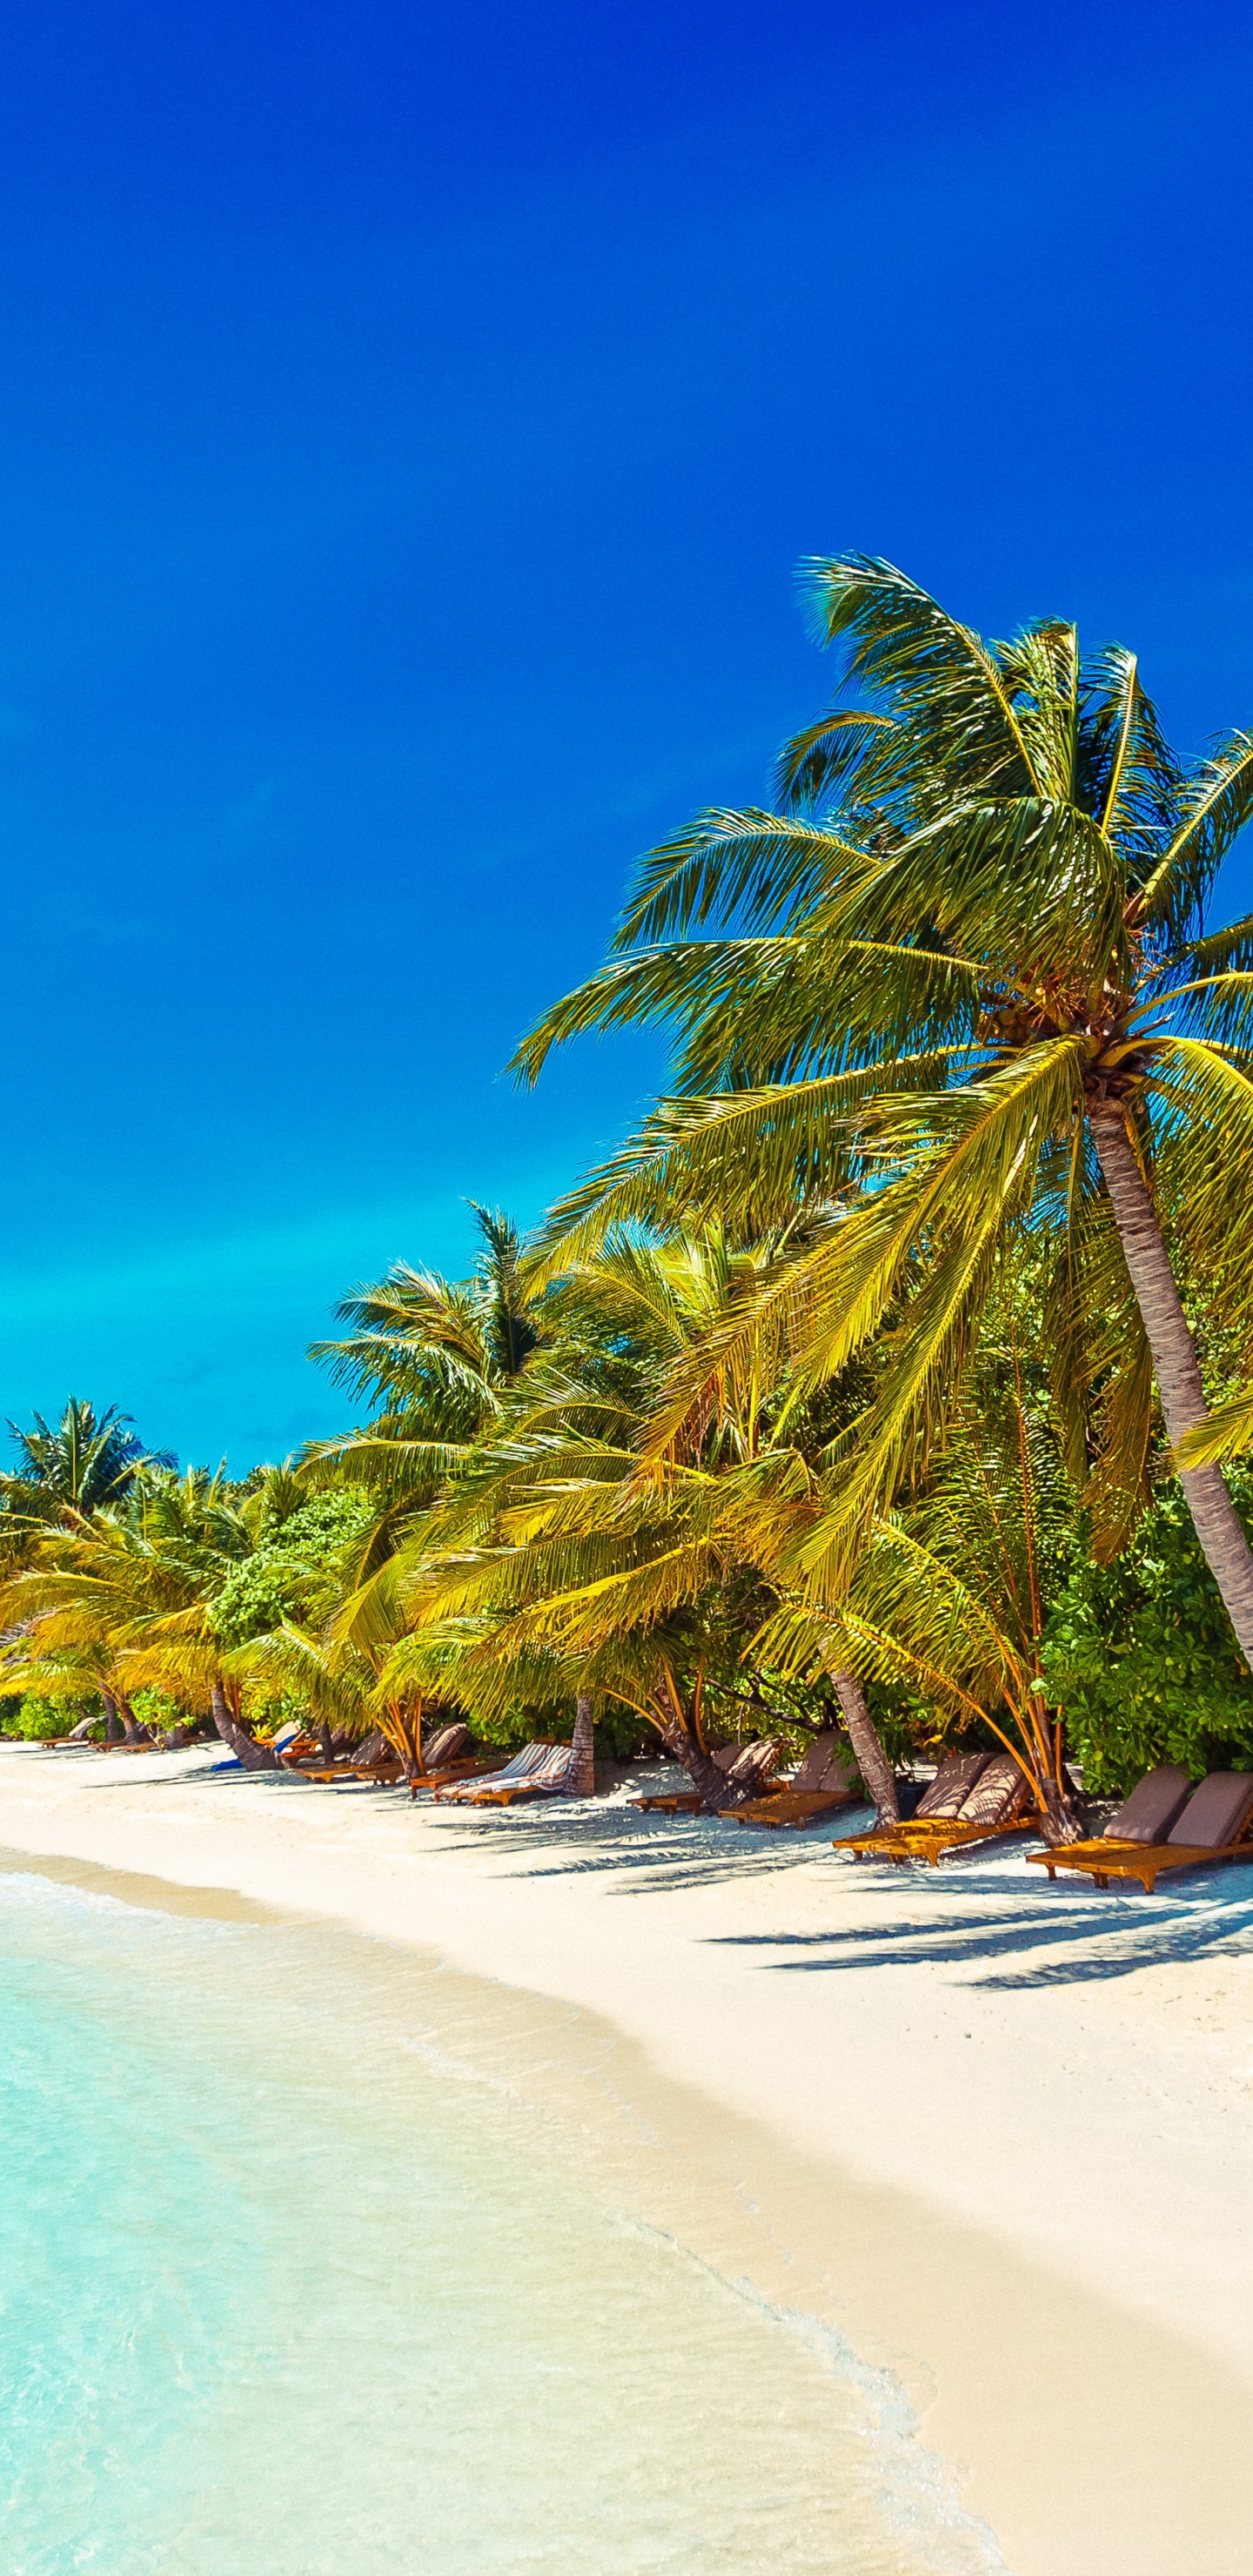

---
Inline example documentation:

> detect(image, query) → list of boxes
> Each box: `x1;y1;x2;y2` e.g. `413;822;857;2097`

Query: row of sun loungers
277;1727;583;1805
835;1750;1253;1892
256;1716;1253;1899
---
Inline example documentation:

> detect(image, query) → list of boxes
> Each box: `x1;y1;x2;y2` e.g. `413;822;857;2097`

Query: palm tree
306;1204;549;1488
765;1334;1085;1838
1;1399;168;1538
0;1467;284;1768
298;1204;560;1658
513;558;1253;1662
383;1224;888;1810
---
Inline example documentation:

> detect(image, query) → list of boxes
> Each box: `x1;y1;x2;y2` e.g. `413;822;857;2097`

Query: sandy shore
3;1739;1252;2574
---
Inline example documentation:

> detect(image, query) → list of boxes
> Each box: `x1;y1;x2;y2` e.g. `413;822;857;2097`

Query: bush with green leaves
209;1486;374;1647
130;1686;187;1736
3;1691;98;1741
1042;1472;1253;1792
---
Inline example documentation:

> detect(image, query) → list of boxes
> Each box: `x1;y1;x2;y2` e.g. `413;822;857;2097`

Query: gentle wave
0;1862;1008;2575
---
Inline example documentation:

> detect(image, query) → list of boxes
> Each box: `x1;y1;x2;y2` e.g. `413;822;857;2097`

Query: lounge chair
838;1750;990;1855
633;1739;781;1815
285;1762;362;1783
727;1727;859;1828
280;1733;327;1770
403;1722;501;1791
841;1752;1036;1866
633;1739;740;1813
1027;1768;1253;1894
433;1739;583;1807
352;1722;480;1791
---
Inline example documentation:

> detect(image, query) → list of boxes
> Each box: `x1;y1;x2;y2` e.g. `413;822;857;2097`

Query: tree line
5;558;1253;1840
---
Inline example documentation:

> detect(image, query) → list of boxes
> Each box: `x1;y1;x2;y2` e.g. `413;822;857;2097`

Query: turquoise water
0;1863;1002;2575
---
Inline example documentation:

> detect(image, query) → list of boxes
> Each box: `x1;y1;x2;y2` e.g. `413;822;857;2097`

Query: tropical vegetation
4;560;1253;1832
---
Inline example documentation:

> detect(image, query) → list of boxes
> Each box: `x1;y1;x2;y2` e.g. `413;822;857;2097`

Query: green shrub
1042;1472;1253;1793
5;1693;101;1741
209;1487;376;1647
130;1687;185;1736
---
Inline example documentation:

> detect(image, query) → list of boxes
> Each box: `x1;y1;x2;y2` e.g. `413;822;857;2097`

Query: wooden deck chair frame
1027;1820;1253;1895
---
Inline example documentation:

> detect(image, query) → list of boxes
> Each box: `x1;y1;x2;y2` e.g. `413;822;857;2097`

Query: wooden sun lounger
729;1786;857;1828
446;1762;571;1807
434;1741;576;1807
840;1751;1037;1865
404;1757;506;1799
454;1779;562;1807
841;1810;1038;1866
1027;1828;1253;1895
1026;1768;1253;1894
727;1727;856;1828
633;1739;781;1815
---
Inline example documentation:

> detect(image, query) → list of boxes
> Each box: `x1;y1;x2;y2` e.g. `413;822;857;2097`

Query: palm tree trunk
101;1690;123;1744
1089;1102;1253;1666
210;1677;281;1771
565;1693;596;1795
660;1713;734;1810
828;1668;899;1822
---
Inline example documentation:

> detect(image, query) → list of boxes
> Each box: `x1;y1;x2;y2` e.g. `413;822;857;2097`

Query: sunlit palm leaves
512;553;1253;1615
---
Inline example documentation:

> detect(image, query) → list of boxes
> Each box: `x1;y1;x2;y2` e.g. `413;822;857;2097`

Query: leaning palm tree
513;557;1253;1659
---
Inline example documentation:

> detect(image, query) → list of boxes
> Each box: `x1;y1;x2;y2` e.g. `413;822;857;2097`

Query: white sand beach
3;1739;1252;2576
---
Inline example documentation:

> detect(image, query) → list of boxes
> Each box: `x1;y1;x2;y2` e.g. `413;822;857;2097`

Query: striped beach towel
434;1741;573;1804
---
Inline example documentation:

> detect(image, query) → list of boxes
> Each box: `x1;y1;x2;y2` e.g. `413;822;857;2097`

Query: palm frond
1175;1387;1253;1468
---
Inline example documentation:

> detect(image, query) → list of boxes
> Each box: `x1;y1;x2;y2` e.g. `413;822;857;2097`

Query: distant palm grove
6;559;1253;1840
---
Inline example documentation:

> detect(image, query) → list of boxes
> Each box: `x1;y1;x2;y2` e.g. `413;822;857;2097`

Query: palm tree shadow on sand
710;1864;1253;1989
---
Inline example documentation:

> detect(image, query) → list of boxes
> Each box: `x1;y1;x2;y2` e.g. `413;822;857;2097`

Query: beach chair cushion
1104;1764;1194;1844
1166;1771;1253;1849
789;1729;852;1796
955;1754;1030;1828
915;1753;990;1819
423;1722;468;1771
723;1738;778;1789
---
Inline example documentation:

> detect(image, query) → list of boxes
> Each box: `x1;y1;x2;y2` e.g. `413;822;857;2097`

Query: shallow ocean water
0;1862;1003;2575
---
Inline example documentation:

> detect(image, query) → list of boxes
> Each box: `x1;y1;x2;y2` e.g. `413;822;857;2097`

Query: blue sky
3;0;1253;1467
